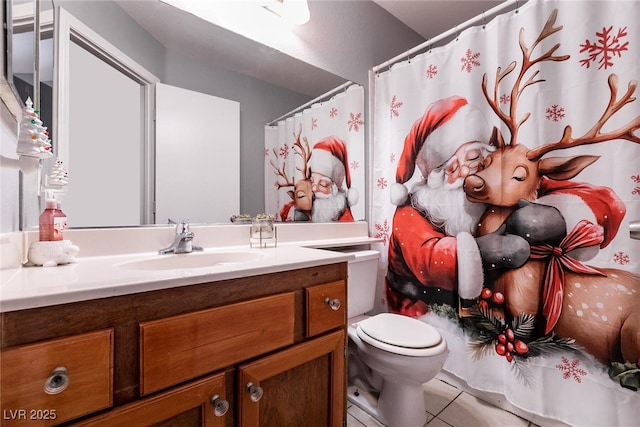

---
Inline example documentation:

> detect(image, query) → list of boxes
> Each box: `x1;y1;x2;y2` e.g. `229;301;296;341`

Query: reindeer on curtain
458;9;640;389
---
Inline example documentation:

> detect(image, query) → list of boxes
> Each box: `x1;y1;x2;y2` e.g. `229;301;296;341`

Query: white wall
0;101;20;233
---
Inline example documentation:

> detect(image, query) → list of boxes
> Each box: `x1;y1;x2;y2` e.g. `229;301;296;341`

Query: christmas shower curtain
265;84;365;222
371;1;639;425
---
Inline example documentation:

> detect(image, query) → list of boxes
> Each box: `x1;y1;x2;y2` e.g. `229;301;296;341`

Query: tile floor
346;378;540;427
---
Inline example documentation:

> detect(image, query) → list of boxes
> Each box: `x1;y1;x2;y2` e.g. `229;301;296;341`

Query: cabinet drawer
0;329;114;426
306;280;346;337
71;372;228;427
140;292;295;395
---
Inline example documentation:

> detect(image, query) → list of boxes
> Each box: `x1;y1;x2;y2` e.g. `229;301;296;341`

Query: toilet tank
335;249;380;319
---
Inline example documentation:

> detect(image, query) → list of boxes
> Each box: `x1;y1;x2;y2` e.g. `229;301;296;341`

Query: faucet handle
177;219;191;234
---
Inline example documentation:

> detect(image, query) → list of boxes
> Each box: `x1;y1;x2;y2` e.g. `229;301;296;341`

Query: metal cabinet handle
325;297;341;311
246;382;264;402
210;394;229;416
44;367;69;394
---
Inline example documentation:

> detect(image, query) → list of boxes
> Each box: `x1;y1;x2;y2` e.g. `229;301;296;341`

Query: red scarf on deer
538;177;626;248
529;219;606;335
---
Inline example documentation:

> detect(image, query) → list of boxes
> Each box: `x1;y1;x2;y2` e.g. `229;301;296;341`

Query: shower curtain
265;84;365;222
371;0;639;425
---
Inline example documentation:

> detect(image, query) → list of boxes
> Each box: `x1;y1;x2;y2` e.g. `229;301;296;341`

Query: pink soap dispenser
39;196;57;241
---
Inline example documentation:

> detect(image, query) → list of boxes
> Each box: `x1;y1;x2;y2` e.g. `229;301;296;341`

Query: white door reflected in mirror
66;39;144;227
155;83;240;225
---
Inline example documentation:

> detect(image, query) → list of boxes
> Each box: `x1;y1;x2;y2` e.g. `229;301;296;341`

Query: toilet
343;249;448;427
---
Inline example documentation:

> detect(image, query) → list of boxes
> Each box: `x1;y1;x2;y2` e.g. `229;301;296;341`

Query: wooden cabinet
0;263;348;426
0;329;113;426
306;280;346;338
70;373;229;427
238;330;345;427
140;292;296;395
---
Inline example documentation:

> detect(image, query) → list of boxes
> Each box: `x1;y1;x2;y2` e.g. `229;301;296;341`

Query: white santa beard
312;191;347;222
411;181;486;236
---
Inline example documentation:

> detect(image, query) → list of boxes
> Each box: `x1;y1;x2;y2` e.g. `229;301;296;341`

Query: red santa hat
390;95;490;205
309;136;358;206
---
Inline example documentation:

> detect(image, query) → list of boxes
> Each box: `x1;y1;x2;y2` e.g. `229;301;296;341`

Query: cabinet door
306;280;346;337
0;329;113;426
238;330;345;427
70;372;229;426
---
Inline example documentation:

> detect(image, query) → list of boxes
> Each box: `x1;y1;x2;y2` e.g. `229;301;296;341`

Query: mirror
14;0;349;229
4;0;54;231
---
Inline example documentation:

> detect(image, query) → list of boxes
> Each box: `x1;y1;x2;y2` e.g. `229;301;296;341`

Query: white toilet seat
356;313;446;357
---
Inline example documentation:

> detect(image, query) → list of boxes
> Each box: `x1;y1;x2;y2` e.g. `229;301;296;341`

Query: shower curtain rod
372;0;523;73
267;80;354;125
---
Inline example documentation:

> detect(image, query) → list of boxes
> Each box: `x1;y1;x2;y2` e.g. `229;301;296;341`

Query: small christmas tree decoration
16;97;53;159
47;158;69;187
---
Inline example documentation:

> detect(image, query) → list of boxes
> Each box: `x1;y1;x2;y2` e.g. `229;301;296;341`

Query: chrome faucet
159;220;203;254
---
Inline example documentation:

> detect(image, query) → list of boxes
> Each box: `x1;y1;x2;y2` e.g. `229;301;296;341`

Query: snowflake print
390;96;403;119
425;64;438;79
350;160;359;170
329;107;338;118
348;112;365;132
374;219;390;245
580;26;628;70
613;251;630;265
279;144;290;159
264;148;270;157
556;357;587;383
500;93;511;104
390;153;396;163
377;176;388;189
633;172;640;194
460;49;481;73
546;104;565;121
311;118;318;129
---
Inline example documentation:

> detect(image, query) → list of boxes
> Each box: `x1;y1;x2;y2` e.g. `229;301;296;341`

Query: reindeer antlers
482;9;569;146
527;74;640;160
270;124;312;189
293;126;312;179
270;147;295;189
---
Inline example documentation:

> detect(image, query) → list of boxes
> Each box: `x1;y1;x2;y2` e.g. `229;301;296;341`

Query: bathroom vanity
0;229;361;426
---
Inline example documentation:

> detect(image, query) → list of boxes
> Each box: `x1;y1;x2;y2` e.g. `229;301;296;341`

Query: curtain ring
482;11;486;29
455;25;459;41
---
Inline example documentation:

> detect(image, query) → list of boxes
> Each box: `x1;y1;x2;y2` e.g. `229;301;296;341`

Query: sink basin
118;251;263;271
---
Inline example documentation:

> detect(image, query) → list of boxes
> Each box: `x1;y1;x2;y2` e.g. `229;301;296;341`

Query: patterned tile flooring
346;378;542;427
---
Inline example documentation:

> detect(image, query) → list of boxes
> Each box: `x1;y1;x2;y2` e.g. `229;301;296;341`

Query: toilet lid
358;313;442;349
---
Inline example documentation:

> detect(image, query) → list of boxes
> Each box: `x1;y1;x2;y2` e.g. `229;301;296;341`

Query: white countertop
0;245;356;313
1;222;383;313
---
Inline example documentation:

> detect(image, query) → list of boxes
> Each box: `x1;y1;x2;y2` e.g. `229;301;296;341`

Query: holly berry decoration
478;287;505;309
495;327;529;362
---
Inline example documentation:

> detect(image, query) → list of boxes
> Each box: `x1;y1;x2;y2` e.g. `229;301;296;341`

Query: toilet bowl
348;313;448;427
338;249;449;427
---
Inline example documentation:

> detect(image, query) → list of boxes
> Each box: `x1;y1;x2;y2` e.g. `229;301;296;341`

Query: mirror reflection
6;0;55;230
13;1;429;230
19;0;349;229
